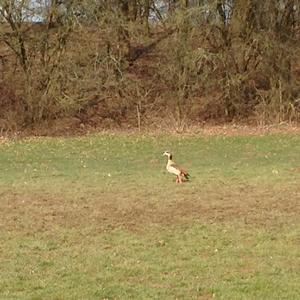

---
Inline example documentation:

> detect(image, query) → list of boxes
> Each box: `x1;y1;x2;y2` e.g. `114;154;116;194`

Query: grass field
0;133;299;299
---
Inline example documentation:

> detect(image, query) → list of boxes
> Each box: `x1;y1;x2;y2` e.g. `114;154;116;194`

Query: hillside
1;2;300;134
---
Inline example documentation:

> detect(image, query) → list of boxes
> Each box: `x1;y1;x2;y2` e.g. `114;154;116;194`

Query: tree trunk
144;0;150;35
180;0;189;8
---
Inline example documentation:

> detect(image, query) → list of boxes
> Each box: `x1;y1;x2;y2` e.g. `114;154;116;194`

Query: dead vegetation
1;183;299;234
0;1;300;133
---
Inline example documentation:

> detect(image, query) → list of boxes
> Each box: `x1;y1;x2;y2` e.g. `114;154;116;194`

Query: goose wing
168;162;190;178
173;162;190;178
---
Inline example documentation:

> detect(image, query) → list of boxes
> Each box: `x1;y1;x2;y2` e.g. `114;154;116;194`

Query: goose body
163;151;190;183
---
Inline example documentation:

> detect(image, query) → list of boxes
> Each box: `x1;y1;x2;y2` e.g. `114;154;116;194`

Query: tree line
0;0;300;132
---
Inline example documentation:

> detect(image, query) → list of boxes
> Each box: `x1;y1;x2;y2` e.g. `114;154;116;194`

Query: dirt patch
30;123;300;138
1;184;299;234
186;123;300;136
2;122;300;138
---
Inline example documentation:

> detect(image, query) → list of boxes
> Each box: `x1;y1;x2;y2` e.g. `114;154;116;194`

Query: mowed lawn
0;133;299;300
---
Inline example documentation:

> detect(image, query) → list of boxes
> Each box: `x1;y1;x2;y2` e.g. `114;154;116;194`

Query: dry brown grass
1;182;299;235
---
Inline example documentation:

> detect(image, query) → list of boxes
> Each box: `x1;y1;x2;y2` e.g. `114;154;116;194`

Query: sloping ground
1;23;300;134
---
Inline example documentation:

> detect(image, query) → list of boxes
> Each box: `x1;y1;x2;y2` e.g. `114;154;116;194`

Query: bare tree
0;0;299;132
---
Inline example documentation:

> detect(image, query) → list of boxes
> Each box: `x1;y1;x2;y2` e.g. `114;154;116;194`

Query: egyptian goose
163;151;190;183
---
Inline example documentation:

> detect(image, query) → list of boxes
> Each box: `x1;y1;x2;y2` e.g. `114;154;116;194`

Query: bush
0;0;300;132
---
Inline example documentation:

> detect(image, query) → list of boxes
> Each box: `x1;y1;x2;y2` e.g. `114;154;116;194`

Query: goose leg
178;176;182;184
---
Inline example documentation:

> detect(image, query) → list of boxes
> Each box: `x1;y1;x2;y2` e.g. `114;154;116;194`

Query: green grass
0;133;299;299
1;134;300;187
